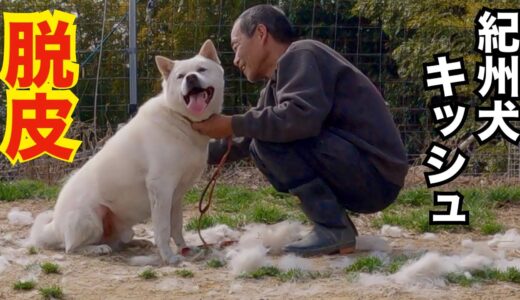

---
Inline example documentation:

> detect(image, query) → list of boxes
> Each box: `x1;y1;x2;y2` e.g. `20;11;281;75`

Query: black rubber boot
284;178;357;257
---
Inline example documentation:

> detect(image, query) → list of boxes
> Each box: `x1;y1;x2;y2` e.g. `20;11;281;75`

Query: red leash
197;137;233;248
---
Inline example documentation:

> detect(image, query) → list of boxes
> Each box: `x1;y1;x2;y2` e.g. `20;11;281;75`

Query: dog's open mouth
183;87;214;115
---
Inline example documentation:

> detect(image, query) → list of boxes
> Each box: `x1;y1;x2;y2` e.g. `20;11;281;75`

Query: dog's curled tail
26;210;61;249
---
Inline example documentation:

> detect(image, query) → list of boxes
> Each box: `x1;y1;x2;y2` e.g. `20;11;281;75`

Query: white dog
28;40;224;265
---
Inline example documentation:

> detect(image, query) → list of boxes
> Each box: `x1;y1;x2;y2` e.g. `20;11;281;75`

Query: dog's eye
197;67;207;73
177;74;185;79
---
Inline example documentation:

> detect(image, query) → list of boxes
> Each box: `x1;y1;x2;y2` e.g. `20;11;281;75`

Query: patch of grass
175;269;194;278
185;185;259;210
373;207;433;232
374;206;475;233
184;189;201;204
185;215;217;231
276;269;331;282
183;184;306;231
345;256;384;273
485;186;520;203
276;269;306;282
446;273;476;287
371;185;516;234
0;180;59;201
471;268;503;282
307;270;332;280
293;211;311;224
259;186;294;201
27;246;38;255
214;186;259;213
446;267;520;286
185;204;292;231
396;188;431;206
342;254;414;276
185;213;244;230
459;188;485;202
207;259;225;268
245;266;281;279
40;262;60;274
248;202;287;224
244;266;331;282
480;221;504;235
39;285;63;299
189;183;520;236
214;214;246;228
138;268;157;280
13;280;36;291
498;267;520;283
386;254;411;274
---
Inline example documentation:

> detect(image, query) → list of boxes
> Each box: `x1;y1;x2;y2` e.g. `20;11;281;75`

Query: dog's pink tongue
187;91;208;115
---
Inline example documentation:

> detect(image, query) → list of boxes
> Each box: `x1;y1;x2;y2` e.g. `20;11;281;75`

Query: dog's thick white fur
28;40;224;265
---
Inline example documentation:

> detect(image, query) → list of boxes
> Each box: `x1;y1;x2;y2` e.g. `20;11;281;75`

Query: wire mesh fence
0;0;516;183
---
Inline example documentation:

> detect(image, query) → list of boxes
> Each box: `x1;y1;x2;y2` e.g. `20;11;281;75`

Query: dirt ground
1;196;520;300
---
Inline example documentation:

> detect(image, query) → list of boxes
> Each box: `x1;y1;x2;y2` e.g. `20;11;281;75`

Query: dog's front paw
180;246;195;256
125;239;154;249
164;254;183;266
80;244;113;256
180;246;203;256
180;246;207;262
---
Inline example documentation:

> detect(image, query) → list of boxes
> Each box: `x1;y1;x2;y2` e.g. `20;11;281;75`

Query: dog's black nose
186;74;198;86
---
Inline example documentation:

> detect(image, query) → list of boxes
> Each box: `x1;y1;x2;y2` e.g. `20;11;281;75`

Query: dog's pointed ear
199;39;221;65
155;56;175;79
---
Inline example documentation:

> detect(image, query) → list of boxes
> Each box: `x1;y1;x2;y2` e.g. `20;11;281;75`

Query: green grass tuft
370;185;520;234
0;180;59;201
206;259;225;268
276;269;305;282
496;267;520;283
386;254;411;274
183;184;303;231
480;221;504;235
13;280;36;291
243;266;331;282
446;267;520;286
183;189;201;204
248;203;287;224
485;186;520;203
345;256;384;273
40;262;60;274
27;246;38;255
344;254;413;275
245;266;281;279
175;269;194;278
39;285;63;299
396;188;431;206
445;272;476;286
185;215;217;231
138;268;157;280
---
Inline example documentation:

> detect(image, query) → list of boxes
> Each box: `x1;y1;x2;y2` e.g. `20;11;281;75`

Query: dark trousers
249;129;401;214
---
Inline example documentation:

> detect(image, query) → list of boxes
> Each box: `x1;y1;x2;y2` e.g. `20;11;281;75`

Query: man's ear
155;56;175;79
199;39;221;65
256;24;268;43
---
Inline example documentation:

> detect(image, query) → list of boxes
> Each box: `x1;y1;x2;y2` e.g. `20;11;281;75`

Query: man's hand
191;114;233;139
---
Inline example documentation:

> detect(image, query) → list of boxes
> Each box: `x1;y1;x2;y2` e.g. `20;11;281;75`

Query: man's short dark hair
236;4;296;44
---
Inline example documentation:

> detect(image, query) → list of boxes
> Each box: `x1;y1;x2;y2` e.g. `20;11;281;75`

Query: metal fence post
128;0;138;117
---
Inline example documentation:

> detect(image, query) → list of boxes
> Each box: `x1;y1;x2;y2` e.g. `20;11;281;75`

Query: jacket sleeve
207;136;252;165
231;49;333;142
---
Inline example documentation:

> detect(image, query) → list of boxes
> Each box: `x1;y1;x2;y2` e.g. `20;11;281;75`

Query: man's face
231;21;266;82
